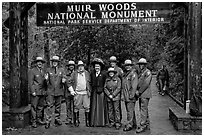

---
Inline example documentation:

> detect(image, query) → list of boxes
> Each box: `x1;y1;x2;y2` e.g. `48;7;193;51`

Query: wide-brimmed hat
35;57;46;63
124;59;133;66
108;67;117;74
50;56;60;62
137;58;147;64
77;60;85;66
91;58;104;67
109;56;117;62
66;60;75;66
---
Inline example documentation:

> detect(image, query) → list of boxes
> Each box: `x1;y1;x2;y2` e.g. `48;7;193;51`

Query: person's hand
136;90;139;96
109;95;113;99
45;73;49;80
71;91;77;96
32;92;36;96
62;77;66;83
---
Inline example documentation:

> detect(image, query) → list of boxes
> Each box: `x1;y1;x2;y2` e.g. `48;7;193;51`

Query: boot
45;122;50;129
37;118;46;125
55;119;62;126
85;112;90;127
74;112;79;127
32;122;37;128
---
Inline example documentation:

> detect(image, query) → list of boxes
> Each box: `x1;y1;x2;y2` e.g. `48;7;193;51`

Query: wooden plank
4;2;35;28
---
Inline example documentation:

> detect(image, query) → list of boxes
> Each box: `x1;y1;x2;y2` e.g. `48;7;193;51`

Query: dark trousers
45;95;62;123
107;100;121;126
65;96;74;122
125;101;136;128
158;78;165;93
31;95;45;123
139;98;150;127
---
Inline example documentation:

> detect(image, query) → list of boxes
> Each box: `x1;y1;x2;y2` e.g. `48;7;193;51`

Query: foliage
2;2;186;105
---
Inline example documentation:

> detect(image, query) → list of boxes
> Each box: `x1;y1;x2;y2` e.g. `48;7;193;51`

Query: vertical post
188;2;202;98
183;5;188;109
9;3;21;108
20;6;29;106
9;2;29;108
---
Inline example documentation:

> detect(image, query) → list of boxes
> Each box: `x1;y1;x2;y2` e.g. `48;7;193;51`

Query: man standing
109;56;123;80
136;58;152;133
68;61;91;127
64;60;75;125
122;59;138;131
109;56;123;122
156;65;169;95
29;56;47;128
45;55;66;129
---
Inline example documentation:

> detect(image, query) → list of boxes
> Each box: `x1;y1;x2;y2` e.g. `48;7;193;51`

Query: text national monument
37;2;172;26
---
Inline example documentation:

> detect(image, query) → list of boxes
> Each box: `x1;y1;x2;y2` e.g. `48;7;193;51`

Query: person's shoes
37;119;46;125
115;124;120;130
32;122;37;128
45;123;50;129
108;123;115;128
55;120;62;126
136;126;146;133
123;125;132;131
65;119;73;125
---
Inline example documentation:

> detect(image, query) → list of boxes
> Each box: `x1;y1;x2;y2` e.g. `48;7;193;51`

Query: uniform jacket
28;67;47;96
114;66;124;80
90;70;107;94
104;75;121;101
122;70;138;102
46;67;66;96
68;70;91;94
64;69;75;97
137;68;152;98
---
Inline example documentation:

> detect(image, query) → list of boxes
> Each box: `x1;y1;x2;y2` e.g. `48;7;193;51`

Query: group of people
29;55;152;133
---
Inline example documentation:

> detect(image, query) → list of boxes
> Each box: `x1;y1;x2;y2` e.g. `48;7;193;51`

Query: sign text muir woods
36;2;172;26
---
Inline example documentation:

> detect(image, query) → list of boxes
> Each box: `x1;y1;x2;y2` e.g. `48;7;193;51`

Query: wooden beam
4;2;35;28
9;2;29;108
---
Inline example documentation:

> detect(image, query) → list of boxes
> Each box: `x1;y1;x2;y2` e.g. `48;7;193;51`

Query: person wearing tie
89;58;109;127
44;55;66;129
28;56;47;128
67;61;91;127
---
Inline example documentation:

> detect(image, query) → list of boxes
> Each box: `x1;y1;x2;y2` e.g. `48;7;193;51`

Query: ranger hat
35;56;46;63
137;58;147;64
108;67;117;74
124;59;133;66
109;56;117;62
77;60;85;66
67;60;75;66
50;56;60;62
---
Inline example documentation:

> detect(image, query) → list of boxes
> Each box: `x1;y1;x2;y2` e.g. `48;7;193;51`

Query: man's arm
138;71;152;94
129;72;139;99
112;78;121;98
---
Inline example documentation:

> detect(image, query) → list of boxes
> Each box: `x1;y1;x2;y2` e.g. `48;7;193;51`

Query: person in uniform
29;56;47;128
64;60;75;125
122;59;139;132
90;58;109;127
45;55;67;129
156;65;169;96
136;58;152;133
67;61;91;127
104;67;122;130
109;56;123;122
